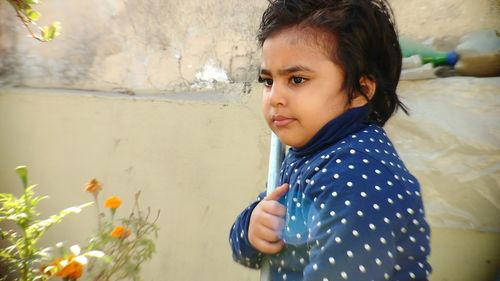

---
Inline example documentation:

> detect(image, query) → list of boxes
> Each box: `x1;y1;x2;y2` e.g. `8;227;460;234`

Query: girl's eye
258;76;273;87
291;76;306;84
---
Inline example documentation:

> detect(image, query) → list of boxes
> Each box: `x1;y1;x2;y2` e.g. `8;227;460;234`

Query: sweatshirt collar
289;105;371;157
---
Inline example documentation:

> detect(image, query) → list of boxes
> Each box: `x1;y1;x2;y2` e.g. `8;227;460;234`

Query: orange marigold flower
84;178;102;194
104;195;122;209
55;256;84;279
41;257;64;276
110;225;131;238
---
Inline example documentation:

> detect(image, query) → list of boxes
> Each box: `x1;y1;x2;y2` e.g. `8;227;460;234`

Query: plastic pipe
260;133;286;281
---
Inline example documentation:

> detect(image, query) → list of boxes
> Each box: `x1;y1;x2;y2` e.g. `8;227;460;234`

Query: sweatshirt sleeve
301;149;429;281
229;191;267;269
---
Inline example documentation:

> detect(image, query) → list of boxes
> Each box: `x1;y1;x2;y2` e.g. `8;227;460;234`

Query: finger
254;239;285;254
254;224;282;243
258;212;285;232
265;183;289;201
261;200;287;217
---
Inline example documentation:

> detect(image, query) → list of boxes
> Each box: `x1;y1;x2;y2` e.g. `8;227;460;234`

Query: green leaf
41;26;52;41
41;21;62;41
52;21;62;34
43;265;58;275
15;166;28;190
0;250;12;260
101;254;113;263
9;0;30;10
5;245;17;255
27;202;92;241
25;8;40;21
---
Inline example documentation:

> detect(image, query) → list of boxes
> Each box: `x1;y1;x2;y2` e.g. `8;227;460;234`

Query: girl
229;1;431;280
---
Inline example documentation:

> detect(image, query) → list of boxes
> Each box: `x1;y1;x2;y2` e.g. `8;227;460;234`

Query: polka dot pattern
230;125;431;280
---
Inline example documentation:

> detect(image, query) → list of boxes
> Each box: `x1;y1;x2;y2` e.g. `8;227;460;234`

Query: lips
272;115;296;127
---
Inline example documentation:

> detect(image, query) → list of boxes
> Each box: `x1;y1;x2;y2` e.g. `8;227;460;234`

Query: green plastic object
400;36;458;66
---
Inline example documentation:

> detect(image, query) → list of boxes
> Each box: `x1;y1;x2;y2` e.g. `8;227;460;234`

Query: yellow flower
84;178;102;195
104;196;122;209
110;225;131;238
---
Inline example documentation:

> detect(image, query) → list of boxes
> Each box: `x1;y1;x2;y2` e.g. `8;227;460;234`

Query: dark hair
257;0;408;126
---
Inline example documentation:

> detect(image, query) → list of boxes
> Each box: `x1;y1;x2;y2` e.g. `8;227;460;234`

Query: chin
274;133;304;148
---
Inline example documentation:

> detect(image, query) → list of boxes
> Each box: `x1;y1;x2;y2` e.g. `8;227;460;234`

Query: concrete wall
1;0;499;280
391;0;499;41
0;0;266;91
1;0;498;92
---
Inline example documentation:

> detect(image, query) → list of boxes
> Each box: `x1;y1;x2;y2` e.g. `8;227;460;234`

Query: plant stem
9;2;48;42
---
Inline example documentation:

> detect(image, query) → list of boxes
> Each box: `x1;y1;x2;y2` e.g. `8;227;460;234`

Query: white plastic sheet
386;77;500;232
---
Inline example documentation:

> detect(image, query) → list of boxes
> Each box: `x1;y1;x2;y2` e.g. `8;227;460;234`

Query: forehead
262;26;336;59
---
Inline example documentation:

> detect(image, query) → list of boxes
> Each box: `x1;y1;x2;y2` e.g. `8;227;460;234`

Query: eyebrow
259;65;314;76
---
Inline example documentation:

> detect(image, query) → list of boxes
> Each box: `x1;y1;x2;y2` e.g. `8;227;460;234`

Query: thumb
265;183;289;201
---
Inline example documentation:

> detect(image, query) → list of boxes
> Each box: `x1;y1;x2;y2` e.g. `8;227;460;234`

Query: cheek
302;93;347;125
323;87;349;112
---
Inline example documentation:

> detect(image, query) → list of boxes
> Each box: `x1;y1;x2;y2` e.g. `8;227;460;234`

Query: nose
269;82;286;108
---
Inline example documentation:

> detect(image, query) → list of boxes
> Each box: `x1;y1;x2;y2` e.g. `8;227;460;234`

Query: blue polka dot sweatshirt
229;105;432;281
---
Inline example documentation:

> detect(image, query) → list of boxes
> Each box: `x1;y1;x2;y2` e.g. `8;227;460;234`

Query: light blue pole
260;133;285;281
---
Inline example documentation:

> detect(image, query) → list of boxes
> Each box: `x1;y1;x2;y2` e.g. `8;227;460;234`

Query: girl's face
260;27;352;148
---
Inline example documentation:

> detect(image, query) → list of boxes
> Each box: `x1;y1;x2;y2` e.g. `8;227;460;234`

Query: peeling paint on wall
195;61;229;83
0;0;267;94
0;2;20;87
0;0;498;95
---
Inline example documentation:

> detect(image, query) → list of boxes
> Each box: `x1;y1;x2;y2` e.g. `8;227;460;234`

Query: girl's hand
248;183;289;254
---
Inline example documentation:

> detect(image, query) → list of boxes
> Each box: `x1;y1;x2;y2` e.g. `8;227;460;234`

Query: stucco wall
391;0;499;41
0;0;266;92
1;0;499;92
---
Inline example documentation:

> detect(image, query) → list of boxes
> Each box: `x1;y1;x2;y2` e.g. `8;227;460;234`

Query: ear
351;76;376;107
